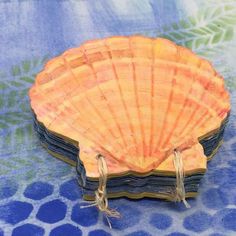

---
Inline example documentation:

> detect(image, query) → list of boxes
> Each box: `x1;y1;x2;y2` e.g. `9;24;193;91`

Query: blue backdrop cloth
0;0;236;235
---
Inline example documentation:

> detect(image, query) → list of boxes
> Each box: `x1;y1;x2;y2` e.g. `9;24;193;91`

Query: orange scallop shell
29;36;230;176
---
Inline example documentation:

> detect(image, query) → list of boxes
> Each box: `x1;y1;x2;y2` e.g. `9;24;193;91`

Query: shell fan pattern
29;36;230;203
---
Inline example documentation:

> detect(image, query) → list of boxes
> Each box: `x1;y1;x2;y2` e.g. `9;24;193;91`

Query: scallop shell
29;36;230;175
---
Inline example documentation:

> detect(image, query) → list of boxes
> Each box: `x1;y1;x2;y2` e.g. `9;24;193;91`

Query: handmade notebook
29;36;230;209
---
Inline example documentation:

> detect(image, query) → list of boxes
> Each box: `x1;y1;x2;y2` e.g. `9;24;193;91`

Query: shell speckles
29;36;230;177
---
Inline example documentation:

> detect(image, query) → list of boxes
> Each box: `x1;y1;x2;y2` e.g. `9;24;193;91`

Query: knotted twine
81;154;120;228
172;149;190;208
82;150;189;224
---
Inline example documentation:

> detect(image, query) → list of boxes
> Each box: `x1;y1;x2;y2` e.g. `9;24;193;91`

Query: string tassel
173;149;190;208
81;154;120;228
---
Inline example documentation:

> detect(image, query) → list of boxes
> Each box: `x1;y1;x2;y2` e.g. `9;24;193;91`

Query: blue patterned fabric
0;0;236;235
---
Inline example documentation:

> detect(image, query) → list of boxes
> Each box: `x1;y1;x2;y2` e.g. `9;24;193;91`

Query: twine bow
172;149;190;208
81;154;120;228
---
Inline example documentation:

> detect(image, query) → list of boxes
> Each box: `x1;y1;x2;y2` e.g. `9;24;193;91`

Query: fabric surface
0;0;236;235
